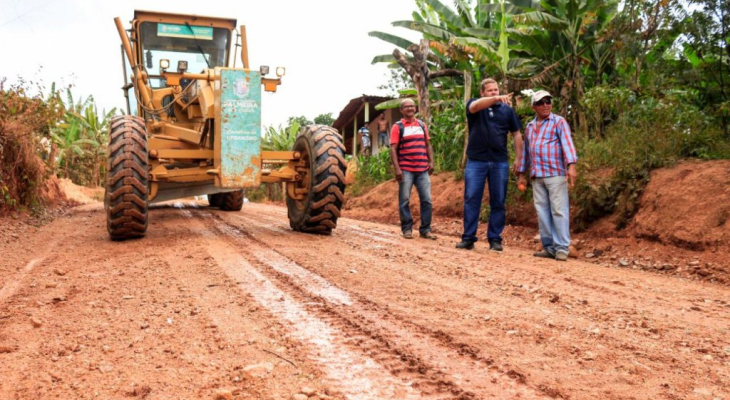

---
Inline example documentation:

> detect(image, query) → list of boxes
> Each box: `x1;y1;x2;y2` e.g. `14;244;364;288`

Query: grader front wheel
219;190;244;211
105;115;149;240
286;125;347;234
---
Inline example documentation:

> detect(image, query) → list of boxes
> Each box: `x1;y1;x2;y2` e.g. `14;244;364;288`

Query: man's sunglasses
534;98;552;106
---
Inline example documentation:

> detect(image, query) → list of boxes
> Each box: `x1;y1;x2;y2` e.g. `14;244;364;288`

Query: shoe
402;230;413;239
489;241;503;252
456;240;474;250
533;250;555;259
555;251;569;261
420;232;437;240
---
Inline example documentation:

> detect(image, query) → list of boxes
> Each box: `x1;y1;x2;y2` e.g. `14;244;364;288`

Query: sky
0;0;421;127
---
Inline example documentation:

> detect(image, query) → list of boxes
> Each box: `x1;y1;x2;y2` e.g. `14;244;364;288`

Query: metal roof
331;95;392;131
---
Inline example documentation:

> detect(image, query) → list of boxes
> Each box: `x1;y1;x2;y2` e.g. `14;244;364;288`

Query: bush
0;80;63;213
429;100;466;172
573;92;730;229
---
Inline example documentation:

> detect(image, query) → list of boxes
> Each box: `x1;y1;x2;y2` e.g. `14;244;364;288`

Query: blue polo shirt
465;100;521;162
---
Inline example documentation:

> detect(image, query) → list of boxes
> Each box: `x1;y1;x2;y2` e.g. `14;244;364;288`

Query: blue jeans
462;160;509;243
398;170;432;234
379;132;389;147
532;176;571;255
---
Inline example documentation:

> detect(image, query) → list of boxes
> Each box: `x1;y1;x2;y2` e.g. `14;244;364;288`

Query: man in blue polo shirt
456;78;523;251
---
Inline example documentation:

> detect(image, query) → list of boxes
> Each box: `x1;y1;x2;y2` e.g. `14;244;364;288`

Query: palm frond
454;0;476;27
391;20;455;40
371;54;397;64
421;0;463;27
368;31;416;50
512;11;569;29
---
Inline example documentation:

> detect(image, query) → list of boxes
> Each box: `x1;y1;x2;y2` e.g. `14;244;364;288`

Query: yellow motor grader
108;10;346;240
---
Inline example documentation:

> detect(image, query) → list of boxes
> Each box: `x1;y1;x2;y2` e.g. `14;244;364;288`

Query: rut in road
216;204;730;400
189;209;547;399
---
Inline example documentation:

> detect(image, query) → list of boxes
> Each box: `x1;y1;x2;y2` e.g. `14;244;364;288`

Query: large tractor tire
207;193;223;208
287;125;347;234
105;115;149;240
219;190;244;211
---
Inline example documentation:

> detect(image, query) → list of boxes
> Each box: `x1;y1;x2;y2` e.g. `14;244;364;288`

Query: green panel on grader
218;69;262;188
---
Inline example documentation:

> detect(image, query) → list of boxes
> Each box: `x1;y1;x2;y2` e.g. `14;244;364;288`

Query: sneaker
533;250;554;259
489;241;503;252
402;230;413;239
555;251;569;261
420;232;437;240
456;240;474;250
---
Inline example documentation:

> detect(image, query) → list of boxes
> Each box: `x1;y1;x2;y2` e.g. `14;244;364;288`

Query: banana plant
262;121;301;152
510;0;619;128
51;89;118;185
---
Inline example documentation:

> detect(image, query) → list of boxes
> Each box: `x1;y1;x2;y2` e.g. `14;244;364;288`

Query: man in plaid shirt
517;90;578;261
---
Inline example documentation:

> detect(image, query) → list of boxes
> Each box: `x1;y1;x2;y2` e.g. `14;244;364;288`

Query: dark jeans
461;159;509;243
379;131;389;147
398;170;432;234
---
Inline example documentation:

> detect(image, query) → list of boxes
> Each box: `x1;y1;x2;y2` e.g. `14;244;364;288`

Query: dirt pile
346;173;466;224
633;160;730;250
58;178;103;204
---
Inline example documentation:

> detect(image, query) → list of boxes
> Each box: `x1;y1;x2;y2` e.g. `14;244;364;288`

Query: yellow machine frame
115;10;307;203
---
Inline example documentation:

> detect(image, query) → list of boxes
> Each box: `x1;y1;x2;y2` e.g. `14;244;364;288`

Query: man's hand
517;174;527;192
395;168;403;182
495;93;513;104
428;162;434;175
512;161;521;175
566;164;577;189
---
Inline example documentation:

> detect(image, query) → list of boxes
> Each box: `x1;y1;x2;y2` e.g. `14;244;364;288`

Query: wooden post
352;118;357;156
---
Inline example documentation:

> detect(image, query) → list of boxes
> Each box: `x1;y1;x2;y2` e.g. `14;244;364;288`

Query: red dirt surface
0;161;728;400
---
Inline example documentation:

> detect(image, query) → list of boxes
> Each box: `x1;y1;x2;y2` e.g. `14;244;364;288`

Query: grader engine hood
215;69;262;188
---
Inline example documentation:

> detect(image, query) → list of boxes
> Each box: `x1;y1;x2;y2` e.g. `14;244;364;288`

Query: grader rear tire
105;115;149;240
287;125;346;234
219;190;244;211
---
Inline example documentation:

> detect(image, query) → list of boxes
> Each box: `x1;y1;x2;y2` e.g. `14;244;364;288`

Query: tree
683;0;730;134
511;0;619;130
286;116;312;129
50;89;117;186
313;113;334;126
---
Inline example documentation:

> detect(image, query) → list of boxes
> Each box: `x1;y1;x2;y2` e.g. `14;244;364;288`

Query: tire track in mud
223;205;730;399
180;209;426;400
198;210;548;399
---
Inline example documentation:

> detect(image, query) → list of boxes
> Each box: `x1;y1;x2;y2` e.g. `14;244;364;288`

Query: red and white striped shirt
390;119;430;173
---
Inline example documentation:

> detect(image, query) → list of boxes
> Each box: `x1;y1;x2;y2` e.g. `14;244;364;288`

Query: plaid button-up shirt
517;113;578;177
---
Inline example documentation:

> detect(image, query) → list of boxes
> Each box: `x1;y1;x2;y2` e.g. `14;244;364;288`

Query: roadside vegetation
0;78;118;215
359;0;730;230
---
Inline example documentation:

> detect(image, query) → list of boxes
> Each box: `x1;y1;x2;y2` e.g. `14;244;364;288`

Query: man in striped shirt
517;90;578;261
390;98;436;240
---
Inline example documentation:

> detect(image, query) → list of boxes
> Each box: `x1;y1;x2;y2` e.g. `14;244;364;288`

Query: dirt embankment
345;160;730;284
632;160;730;250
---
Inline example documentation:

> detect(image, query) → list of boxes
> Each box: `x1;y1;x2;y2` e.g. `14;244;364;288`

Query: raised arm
468;93;514;114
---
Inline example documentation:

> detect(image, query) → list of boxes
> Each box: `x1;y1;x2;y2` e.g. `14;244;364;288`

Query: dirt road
1;202;728;400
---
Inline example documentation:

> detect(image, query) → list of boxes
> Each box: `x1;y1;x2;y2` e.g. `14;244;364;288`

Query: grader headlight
177;60;188;73
160;59;170;71
260;65;270;75
276;67;285;77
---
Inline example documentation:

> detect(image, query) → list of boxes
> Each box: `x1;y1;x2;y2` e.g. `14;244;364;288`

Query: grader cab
108;10;346;240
